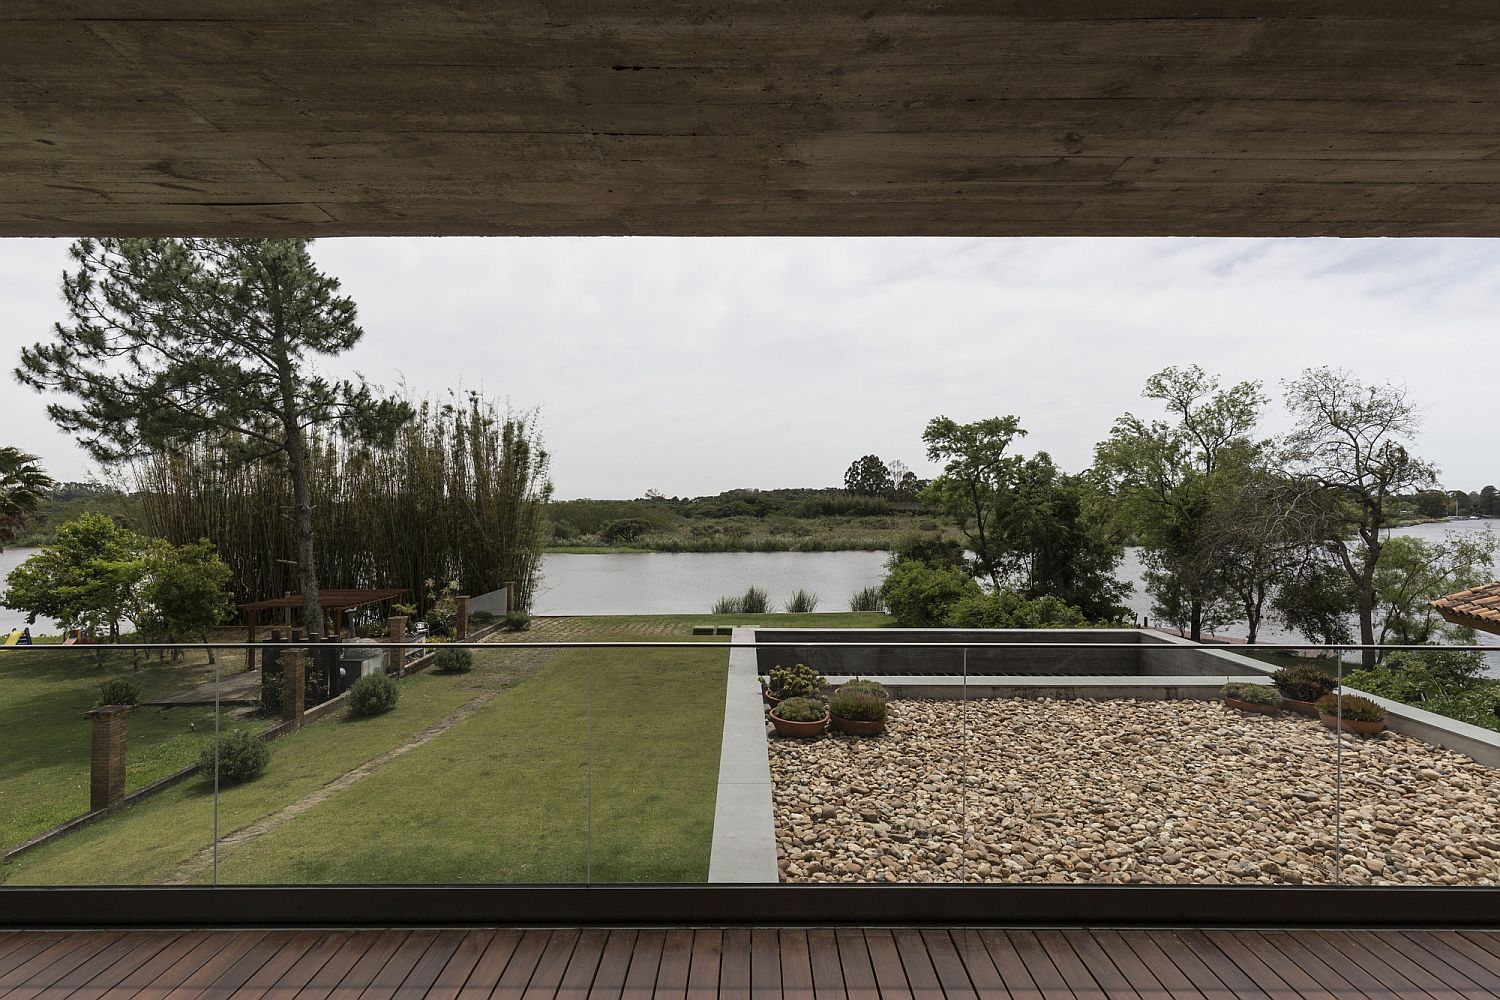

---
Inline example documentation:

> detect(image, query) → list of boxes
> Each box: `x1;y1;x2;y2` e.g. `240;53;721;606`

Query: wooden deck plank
0;932;115;989
860;931;912;1000
77;930;208;1000
1133;931;1233;1000
777;931;814;1000
116;930;243;1000
748;930;782;1000
1033;930;1105;1000
2;932;122;1000
686;930;723;1000
396;930;469;1000
1457;931;1500;965
806;929;846;1000
620;929;665;1000
945;930;1010;1000
1326;931;1468;999
557;929;610;1000
1174;930;1283;1000
1107;931;1207;1000
653;929;694;1000
39;931;180;1000
1397;931;1500;993
1060;930;1150;1000
0;934;56;967
1250;932;1363;1000
453;929;520;1000
1006;931;1076;999
832;929;879;1000
588;929;638;1000
919;931;977;1000
491;930;556;1000
523;929;582;1000
975;929;1044;1000
1427;930;1500;979
1265;930;1422;999
157;930;271;1000
718;928;750;1000
1218;932;1338;1000
359;928;440;1000
286;930;385;1000
324;929;409;1000
889;929;944;1000
185;929;297;1000
253;930;355;1000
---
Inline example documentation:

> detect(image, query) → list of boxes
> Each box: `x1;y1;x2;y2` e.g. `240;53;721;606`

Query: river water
6;519;1497;656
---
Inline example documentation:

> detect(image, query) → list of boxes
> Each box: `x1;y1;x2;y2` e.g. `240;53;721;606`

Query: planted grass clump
769;696;829;739
829;685;888;736
199;729;270;786
849;586;885;613
1317;693;1387;735
711;586;771;614
1222;682;1282;714
348;673;400;719
1271;664;1336;715
97;677;143;707
784;589;819;613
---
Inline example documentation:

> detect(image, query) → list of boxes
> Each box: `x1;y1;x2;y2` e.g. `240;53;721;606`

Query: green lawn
2;613;891;885
0;640;262;852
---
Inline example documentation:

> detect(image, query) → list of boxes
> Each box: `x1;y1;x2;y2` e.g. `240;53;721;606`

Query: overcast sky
0;237;1495;499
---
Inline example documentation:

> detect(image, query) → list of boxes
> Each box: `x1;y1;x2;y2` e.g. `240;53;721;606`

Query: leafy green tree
1413;490;1451;519
4;513;147;640
1094;366;1265;641
843;454;893;496
0;447;54;552
1283;367;1437;666
1369;530;1497;648
945;591;1088;629
1271;555;1357;651
1481;485;1498;517
17;238;413;638
921;415;1026;589
878;560;981;627
137;538;235;660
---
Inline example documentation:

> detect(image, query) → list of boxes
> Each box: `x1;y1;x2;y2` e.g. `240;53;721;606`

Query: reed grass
784;588;819;613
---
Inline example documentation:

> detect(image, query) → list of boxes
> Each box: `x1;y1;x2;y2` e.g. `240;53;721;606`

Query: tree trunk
1357;598;1376;668
285;426;323;639
1189;598;1202;642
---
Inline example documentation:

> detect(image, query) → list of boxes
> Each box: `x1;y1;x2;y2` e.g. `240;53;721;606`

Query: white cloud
0;236;1495;497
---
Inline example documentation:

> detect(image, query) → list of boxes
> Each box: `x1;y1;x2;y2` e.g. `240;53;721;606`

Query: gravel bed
767;698;1500;885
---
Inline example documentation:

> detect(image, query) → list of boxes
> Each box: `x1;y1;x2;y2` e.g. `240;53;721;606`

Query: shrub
829;689;887;722
879;561;981;627
1271;664;1336;703
784;588;819;613
433;647;473;674
1316;693;1385;723
198;728;270;785
600;517;655;545
945;591;1087;629
712;595;742;614
766;663;827;700
773;696;828;722
1222;683;1282;706
839;678;888;699
849;586;885;613
97;676;143;707
888;534;968;570
348;672;400;718
738;586;770;614
503;611;531;631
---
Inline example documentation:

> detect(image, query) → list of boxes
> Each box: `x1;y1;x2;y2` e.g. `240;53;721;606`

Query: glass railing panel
212;637;590;884
587;641;727;884
0;639;234;885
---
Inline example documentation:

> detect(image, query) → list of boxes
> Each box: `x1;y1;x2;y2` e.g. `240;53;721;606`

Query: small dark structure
241;588;408;671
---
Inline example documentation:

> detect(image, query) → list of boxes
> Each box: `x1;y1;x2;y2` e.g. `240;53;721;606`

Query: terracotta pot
831;714;885;736
1319;712;1386;736
761;686;783;708
1224;696;1279;715
768;709;828;738
1281;697;1320;718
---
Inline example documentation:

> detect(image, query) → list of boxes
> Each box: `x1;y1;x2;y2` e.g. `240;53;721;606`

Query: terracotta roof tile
1432;581;1500;635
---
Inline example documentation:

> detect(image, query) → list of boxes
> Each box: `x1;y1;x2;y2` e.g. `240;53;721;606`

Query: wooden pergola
1432;582;1500;636
241;588;409;669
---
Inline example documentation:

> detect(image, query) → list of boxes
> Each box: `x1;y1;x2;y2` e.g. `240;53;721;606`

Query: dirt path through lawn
162;643;554;885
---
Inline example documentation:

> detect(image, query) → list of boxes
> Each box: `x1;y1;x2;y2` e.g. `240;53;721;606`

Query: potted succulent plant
762;663;826;707
1271;664;1336;717
829;686;888;736
1222;682;1283;715
768;696;829;738
837;678;890;702
1316;693;1387;735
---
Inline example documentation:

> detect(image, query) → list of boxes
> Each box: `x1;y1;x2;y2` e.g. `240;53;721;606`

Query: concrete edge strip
707;627;779;884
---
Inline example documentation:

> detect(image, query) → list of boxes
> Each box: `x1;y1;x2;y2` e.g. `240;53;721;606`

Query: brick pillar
456;596;470;640
504;582;517;614
281;647;306;723
87;705;132;811
388;616;407;676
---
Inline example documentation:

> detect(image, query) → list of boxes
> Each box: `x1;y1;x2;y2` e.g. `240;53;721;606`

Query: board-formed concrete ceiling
4;2;1500;237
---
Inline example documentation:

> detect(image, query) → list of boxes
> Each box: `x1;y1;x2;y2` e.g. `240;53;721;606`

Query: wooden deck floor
2;927;1499;999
